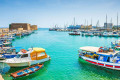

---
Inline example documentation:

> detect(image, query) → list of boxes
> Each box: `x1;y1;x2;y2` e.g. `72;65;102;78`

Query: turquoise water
2;28;120;80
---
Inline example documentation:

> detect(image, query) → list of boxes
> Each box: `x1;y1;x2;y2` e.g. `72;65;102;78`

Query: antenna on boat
31;46;33;50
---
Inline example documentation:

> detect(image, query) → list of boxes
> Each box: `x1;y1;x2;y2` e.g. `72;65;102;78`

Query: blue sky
0;0;120;28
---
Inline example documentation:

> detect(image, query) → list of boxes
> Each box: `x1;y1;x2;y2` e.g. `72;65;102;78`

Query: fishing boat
2;47;50;67
69;31;80;35
78;46;120;70
10;64;44;79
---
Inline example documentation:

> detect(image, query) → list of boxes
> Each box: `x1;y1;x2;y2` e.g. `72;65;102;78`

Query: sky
0;0;120;28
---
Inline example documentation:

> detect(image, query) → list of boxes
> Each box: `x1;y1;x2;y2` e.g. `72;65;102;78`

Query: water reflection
0;63;10;74
78;58;120;79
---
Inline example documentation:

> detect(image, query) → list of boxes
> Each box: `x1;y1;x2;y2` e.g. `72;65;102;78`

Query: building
67;25;81;29
9;23;31;31
30;25;38;30
80;25;92;29
0;28;9;33
104;23;113;29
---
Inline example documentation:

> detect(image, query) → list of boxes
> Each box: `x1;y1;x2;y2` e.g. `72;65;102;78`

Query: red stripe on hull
105;64;113;67
98;63;104;66
115;66;120;68
86;60;97;64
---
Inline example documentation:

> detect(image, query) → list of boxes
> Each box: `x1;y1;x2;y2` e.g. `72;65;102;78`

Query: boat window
37;52;45;57
21;54;28;58
15;54;21;58
99;56;104;61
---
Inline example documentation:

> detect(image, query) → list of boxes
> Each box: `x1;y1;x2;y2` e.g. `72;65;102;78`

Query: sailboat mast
111;18;112;23
91;18;92;25
106;14;107;29
74;17;75;26
117;13;118;30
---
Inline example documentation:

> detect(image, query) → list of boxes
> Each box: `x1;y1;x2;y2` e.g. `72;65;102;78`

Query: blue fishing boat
10;64;44;79
78;46;120;70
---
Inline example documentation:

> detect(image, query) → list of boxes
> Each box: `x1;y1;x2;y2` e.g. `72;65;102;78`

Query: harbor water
2;28;120;80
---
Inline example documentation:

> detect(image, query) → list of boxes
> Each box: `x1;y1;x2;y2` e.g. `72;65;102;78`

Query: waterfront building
67;25;81;29
0;28;9;33
30;25;38;30
9;23;31;31
104;23;113;29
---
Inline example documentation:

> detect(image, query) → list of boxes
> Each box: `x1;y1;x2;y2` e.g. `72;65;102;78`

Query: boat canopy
30;48;47;60
33;48;45;52
80;46;119;56
80;46;99;52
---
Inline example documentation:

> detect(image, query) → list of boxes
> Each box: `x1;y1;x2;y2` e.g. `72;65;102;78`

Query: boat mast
91;18;92;26
87;20;88;31
74;17;75;26
111;17;112;23
106;14;107;30
84;19;86;30
96;20;99;28
117;13;118;30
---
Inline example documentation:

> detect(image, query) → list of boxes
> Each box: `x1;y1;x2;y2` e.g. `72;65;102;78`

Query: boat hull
79;54;120;70
5;57;50;67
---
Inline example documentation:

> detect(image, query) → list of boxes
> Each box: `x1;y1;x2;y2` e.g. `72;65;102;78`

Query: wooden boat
2;47;50;67
78;46;120;70
10;64;44;78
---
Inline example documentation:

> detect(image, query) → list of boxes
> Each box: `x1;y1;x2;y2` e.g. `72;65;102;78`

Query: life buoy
21;49;27;53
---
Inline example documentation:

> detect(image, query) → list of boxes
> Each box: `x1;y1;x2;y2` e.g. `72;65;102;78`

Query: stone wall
30;25;38;30
9;23;31;31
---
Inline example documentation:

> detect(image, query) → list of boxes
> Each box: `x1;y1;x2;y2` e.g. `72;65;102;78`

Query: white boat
1;48;51;67
78;46;120;70
85;32;94;36
102;32;109;37
112;32;119;37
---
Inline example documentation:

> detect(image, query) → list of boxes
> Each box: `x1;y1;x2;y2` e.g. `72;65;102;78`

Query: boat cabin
16;48;48;60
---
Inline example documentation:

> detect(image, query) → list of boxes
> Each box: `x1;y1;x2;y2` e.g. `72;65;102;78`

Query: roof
80;46;119;55
33;48;45;52
80;46;99;52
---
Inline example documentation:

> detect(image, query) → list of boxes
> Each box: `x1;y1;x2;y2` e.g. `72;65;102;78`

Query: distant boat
10;64;44;79
102;32;109;37
112;32;119;37
69;31;80;35
84;32;94;36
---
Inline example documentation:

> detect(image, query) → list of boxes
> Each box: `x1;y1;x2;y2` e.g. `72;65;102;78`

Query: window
37;52;45;57
16;54;21;58
21;54;28;58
